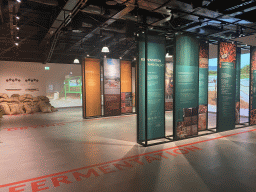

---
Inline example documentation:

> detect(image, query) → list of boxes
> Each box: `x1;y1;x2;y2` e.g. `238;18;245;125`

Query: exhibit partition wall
173;35;199;140
236;48;241;124
82;58;101;118
137;32;166;145
250;46;256;125
217;42;236;132
104;58;121;116
121;60;133;113
198;41;209;131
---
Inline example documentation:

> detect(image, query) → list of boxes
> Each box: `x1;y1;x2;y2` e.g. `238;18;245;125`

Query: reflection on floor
0;108;255;192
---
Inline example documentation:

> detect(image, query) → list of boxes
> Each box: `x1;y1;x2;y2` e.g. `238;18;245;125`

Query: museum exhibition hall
1;0;256;191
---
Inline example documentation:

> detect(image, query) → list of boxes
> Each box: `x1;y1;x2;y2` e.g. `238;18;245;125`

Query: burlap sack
0;108;4;118
0;93;8;99
23;103;33;114
11;94;20;100
32;104;40;113
38;96;50;103
1;103;11;115
51;106;58;112
8;104;19;115
33;97;39;102
38;102;52;113
19;94;33;102
2;98;19;103
18;104;25;114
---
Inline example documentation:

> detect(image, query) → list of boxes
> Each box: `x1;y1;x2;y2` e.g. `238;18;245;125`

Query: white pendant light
101;46;109;53
74;59;79;63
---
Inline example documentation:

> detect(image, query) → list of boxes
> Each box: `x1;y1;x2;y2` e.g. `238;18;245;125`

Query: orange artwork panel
121;60;132;92
84;58;101;117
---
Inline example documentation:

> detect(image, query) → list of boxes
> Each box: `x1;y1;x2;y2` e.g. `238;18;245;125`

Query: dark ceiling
0;0;256;64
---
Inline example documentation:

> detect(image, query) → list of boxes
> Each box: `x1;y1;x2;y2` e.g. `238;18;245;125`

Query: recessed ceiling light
16;26;19;30
15;42;19;46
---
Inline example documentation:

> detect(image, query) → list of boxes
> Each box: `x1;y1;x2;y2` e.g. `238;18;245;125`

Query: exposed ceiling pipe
27;0;58;6
70;2;135;50
151;15;172;26
42;0;88;64
0;0;4;24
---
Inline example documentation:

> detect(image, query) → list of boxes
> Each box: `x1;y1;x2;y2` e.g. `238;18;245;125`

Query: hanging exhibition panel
165;61;173;111
217;42;236;131
198;41;209;131
174;35;199;140
250;46;256;125
137;33;165;142
121;60;132;113
104;58;121;116
82;58;101;118
236;48;241;124
132;67;136;112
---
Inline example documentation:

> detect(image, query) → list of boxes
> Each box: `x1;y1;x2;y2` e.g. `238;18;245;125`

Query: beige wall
0;61;46;97
0;61;81;98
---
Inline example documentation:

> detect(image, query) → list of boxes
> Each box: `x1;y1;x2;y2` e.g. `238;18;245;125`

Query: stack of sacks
37;96;58;113
0;94;57;115
19;94;35;114
0;94;24;115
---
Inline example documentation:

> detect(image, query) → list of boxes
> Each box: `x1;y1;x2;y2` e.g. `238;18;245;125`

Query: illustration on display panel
121;61;132;113
177;107;198;139
235;48;241;124
165;62;173;111
104;58;121;116
217;42;236;131
250;47;256;125
198;41;209;131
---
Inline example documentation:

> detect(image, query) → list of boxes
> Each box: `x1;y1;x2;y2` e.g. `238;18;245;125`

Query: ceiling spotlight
16;16;20;20
17;0;21;3
15;42;19;46
119;57;122;59
73;59;79;63
134;57;136;60
104;55;107;58
87;54;89;57
16;26;20;30
16;36;19;39
101;46;109;53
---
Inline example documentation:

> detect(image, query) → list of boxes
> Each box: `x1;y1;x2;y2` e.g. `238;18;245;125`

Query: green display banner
174;35;199;140
137;34;165;142
198;41;209;131
235;48;241;124
249;46;256;125
217;42;236;131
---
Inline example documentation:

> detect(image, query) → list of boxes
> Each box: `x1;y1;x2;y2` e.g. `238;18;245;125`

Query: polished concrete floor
0;108;255;192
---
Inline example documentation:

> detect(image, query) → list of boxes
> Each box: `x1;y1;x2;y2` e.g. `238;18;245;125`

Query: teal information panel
174;35;199;140
137;34;165;141
217;42;236;131
235;48;241;124
250;46;256;125
198;41;209;131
